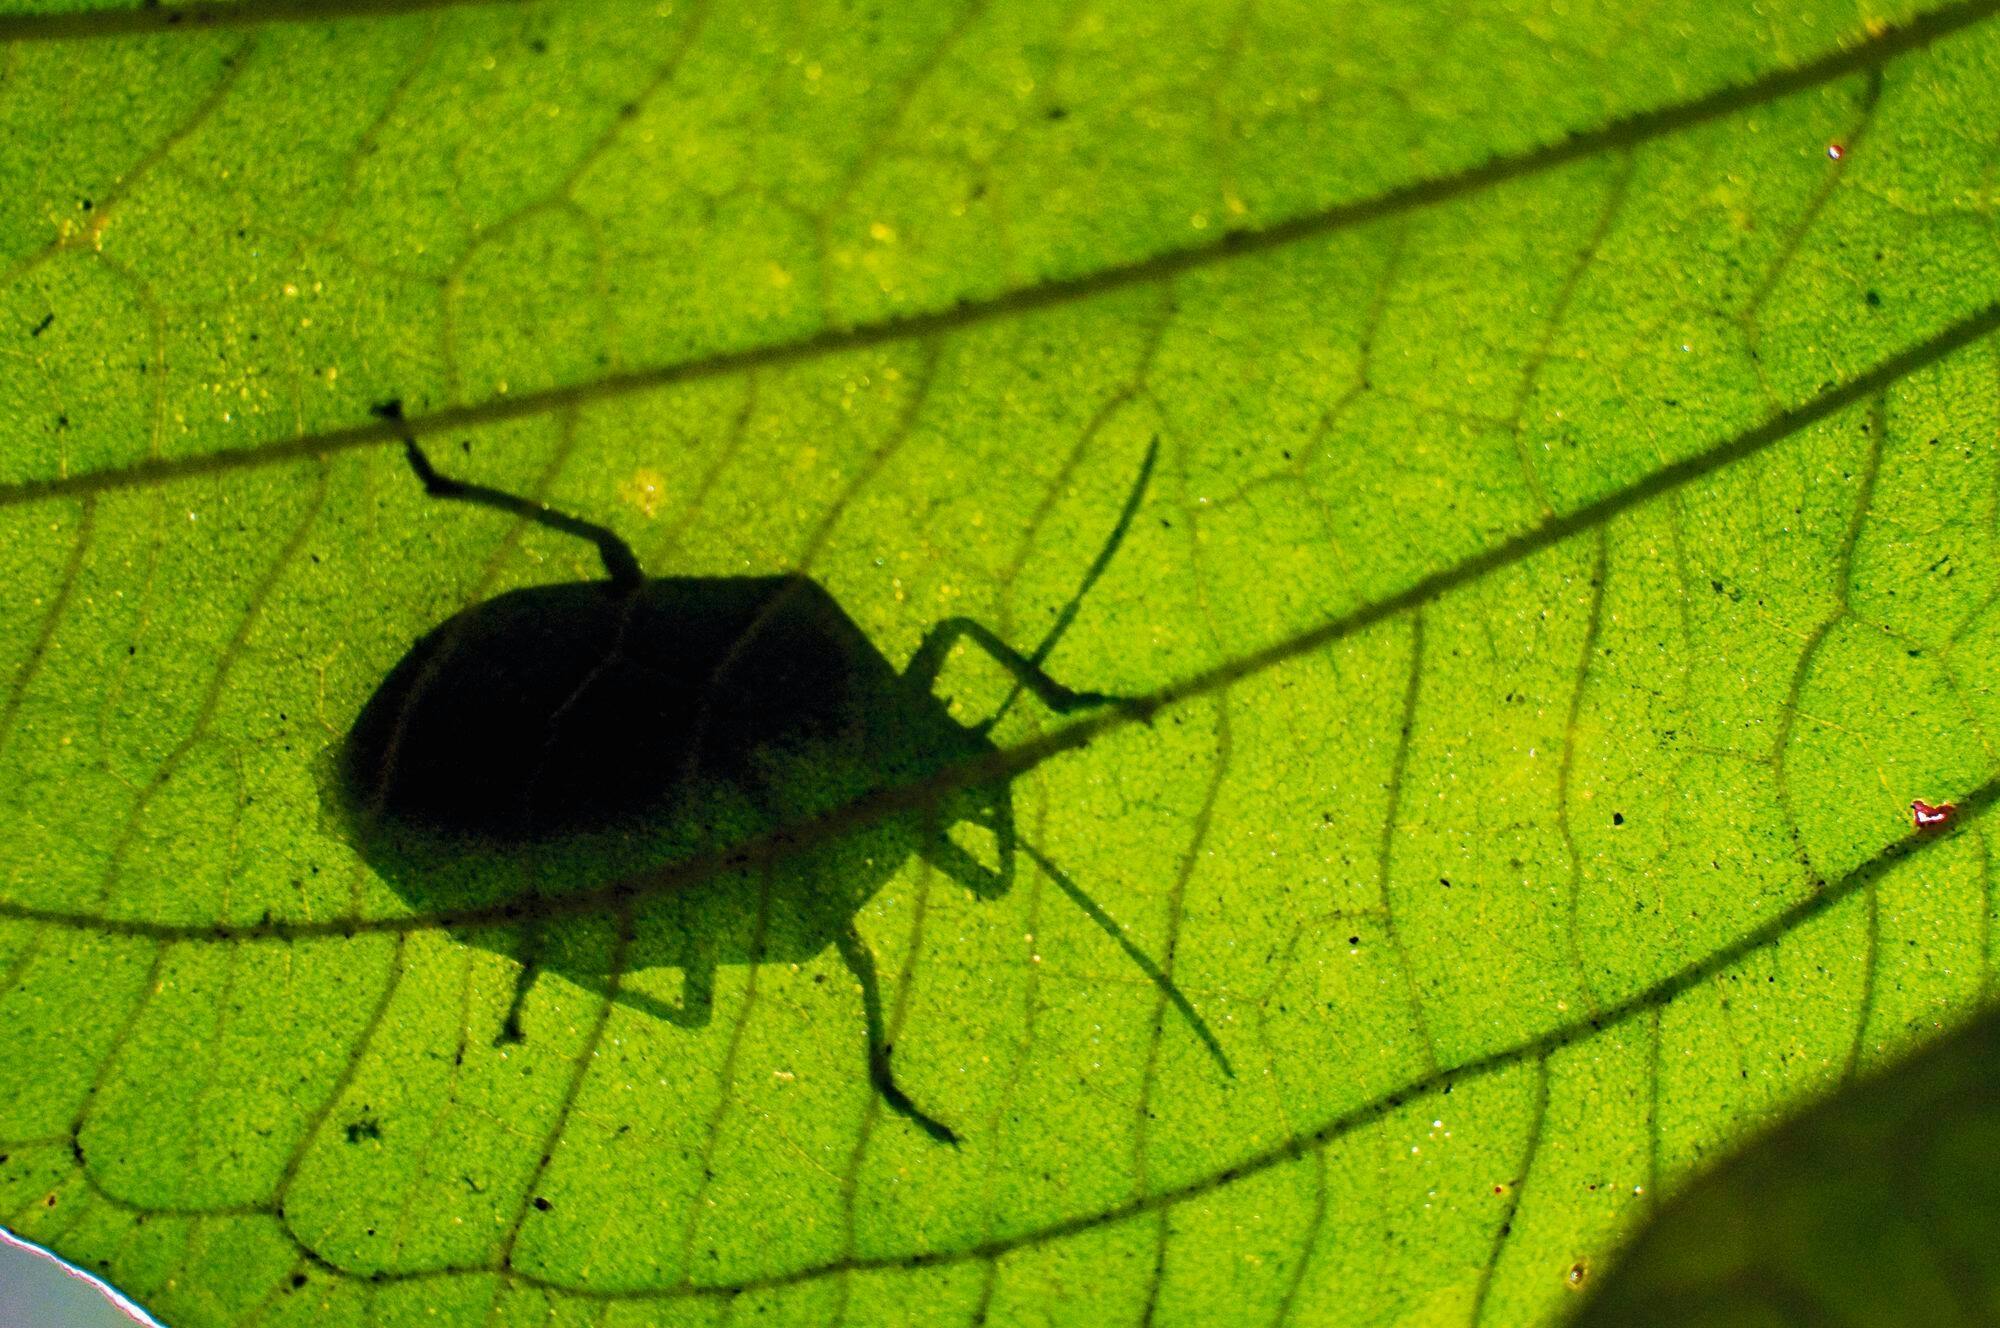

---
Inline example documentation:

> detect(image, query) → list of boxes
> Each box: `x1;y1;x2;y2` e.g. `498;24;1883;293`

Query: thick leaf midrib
8;289;1999;945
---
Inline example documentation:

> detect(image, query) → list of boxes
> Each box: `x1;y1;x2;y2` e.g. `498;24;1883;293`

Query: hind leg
612;946;716;1028
497;957;537;1046
498;922;717;1040
833;923;958;1145
490;913;550;1045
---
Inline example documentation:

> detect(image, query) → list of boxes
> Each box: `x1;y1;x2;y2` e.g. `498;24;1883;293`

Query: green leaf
1571;988;2000;1326
2;2;1998;1325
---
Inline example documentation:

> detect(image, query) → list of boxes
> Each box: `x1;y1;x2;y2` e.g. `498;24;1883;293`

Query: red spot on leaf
1827;142;1846;160
1912;799;1955;830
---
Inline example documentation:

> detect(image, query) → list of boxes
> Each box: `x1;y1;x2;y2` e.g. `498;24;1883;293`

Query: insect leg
920;799;1014;898
494;956;536;1048
610;949;716;1029
1016;836;1234;1079
370;399;644;592
984;436;1158;730
903;617;1134;723
833;923;959;1146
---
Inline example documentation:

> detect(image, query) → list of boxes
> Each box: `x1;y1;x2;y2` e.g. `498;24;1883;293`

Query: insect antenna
372;400;644;593
980;436;1159;733
1015;834;1234;1079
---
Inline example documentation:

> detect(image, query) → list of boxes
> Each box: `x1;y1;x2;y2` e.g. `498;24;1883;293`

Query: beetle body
335;570;1013;989
345;572;990;845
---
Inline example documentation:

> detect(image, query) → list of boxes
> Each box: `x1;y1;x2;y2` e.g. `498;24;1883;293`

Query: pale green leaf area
0;1;1997;1326
1573;994;2000;1327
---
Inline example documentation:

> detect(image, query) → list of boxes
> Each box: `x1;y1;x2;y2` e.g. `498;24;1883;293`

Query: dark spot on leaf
344;1118;381;1144
30;313;53;337
1865;289;1882;306
1612;812;1624;826
1046;105;1068;120
532;1195;553;1211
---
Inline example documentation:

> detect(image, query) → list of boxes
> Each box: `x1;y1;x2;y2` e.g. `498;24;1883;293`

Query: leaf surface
2;3;1999;1325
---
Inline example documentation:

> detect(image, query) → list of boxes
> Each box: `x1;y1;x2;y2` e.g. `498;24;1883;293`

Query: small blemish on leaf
1912;799;1955;830
1565;1260;1588;1291
344;1118;382;1144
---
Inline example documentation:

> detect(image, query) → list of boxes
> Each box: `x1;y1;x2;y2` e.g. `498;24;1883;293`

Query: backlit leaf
2;3;1998;1325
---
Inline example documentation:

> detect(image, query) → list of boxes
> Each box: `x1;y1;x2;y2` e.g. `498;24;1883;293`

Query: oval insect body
342;573;985;845
331;405;1227;1144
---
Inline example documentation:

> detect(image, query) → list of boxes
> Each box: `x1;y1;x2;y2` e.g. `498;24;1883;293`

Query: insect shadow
326;402;1231;1145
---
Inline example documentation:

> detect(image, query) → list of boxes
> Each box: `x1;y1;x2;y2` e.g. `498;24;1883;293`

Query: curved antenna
981;436;1159;732
1016;834;1234;1079
372;400;644;593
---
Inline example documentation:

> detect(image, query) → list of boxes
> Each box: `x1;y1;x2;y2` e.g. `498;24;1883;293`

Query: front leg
904;617;1130;728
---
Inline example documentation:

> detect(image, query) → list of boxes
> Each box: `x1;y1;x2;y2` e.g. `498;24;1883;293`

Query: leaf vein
2;0;1992;511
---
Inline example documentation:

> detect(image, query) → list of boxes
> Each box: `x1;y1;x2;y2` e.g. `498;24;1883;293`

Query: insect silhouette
330;401;1232;1145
